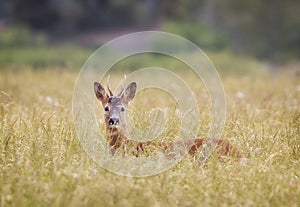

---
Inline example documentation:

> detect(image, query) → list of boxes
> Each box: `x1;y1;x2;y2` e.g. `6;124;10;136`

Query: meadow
0;49;300;207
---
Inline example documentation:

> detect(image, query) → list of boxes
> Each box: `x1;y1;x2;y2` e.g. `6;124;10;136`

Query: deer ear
94;82;108;103
122;82;136;105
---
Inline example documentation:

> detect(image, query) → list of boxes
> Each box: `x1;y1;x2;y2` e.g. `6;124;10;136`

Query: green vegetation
0;46;90;70
0;27;264;75
163;21;229;50
4;0;300;60
0;27;90;70
0;65;299;206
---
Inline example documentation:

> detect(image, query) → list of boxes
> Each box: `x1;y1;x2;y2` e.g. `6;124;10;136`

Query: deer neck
106;123;128;146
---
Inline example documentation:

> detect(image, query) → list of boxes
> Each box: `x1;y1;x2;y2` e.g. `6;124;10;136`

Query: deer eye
104;106;109;112
120;107;125;112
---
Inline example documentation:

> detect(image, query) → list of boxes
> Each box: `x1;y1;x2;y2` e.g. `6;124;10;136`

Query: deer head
94;76;137;134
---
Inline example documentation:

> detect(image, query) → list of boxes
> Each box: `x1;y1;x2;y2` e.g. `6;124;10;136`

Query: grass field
0;58;300;206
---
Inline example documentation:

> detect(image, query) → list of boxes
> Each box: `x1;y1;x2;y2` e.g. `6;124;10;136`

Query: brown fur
136;138;241;160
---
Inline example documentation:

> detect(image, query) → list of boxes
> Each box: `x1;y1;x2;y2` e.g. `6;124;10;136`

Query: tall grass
0;66;299;206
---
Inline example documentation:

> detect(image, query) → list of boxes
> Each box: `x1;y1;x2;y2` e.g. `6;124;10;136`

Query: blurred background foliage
0;0;299;72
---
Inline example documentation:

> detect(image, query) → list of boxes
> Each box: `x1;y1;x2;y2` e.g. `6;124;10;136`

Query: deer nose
108;118;119;126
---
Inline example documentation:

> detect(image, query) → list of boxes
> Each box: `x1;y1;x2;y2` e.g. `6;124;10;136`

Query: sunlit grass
0;66;299;206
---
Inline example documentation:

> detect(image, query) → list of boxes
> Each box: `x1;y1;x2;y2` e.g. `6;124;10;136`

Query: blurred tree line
0;0;299;61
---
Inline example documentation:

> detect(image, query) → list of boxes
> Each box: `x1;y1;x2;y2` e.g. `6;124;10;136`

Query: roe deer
94;76;241;160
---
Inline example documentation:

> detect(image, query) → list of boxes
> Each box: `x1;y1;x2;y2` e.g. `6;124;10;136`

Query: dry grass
0;67;299;207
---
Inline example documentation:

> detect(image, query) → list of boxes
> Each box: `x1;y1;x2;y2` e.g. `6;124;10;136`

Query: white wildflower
45;96;60;106
236;91;245;99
